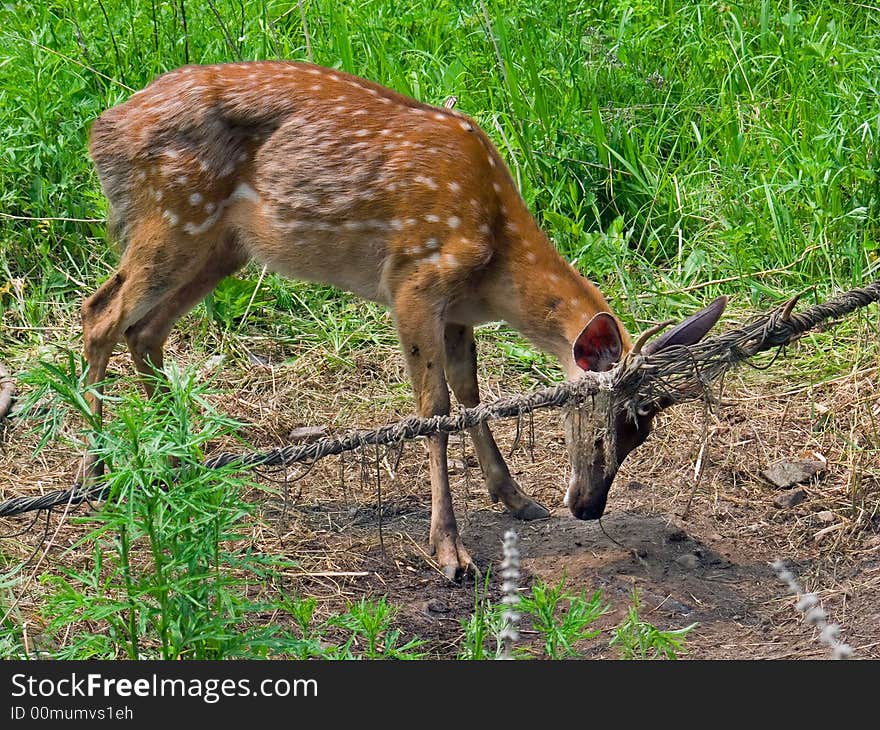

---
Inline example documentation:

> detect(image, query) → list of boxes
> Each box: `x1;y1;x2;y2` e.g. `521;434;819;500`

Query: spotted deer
82;61;726;580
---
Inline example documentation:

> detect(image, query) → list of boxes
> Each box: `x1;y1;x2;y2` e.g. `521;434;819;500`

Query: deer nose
571;502;605;520
569;490;610;520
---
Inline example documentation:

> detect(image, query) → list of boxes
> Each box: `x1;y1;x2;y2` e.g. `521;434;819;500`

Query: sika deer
82;61;726;580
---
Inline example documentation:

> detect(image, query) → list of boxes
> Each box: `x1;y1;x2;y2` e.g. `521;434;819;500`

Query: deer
81;61;727;581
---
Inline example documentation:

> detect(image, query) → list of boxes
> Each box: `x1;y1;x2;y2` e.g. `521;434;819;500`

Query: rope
1;279;878;520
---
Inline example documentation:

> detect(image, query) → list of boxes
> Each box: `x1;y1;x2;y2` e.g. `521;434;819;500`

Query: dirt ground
2;321;879;659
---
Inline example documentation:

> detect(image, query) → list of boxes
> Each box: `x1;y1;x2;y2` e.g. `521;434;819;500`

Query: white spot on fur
390;219;404;230
424;252;441;263
183;209;222;235
189;192;203;206
458;120;473;132
415;176;438;190
425;238;440;250
433;112;447;122
310;84;322;91
352;109;369;116
151;188;162;201
163;210;179;226
478;223;490;235
205;201;216;214
136;170;146;181
526;251;537;263
493;182;502;194
425;214;440;224
228;183;260;203
447;181;461;194
354;129;370;138
447;216;461;229
379;128;391;136
176;175;189;185
441;253;458;267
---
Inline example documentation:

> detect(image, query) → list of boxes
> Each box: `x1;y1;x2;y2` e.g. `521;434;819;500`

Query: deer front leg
395;298;475;581
444;324;549;520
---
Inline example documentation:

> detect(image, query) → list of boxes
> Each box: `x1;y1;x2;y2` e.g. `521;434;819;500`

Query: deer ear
642;296;728;355
572;312;623;372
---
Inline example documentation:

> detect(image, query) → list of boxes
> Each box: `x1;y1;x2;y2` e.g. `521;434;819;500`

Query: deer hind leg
443;324;549;520
123;231;247;395
79;215;233;481
393;287;475;582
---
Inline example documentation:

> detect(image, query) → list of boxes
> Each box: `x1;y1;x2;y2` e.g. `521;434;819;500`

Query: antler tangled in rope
1;279;878;519
619;280;880;415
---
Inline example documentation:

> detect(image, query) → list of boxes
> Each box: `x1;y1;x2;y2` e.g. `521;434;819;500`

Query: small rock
198;354;226;376
288;425;329;443
675;553;700;570
448;458;467;473
425;598;448;614
663;599;692;616
247;351;271;366
816;510;836;523
635;547;649;558
774;488;807;509
762;458;826;489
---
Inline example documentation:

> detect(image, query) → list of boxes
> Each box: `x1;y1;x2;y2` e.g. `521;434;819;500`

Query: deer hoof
434;538;478;582
512;500;549;521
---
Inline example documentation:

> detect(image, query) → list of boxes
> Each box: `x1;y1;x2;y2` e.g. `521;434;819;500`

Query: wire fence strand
1;279;878;520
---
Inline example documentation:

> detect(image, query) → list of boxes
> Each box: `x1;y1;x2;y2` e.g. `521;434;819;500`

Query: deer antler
779;288;813;322
628;319;676;358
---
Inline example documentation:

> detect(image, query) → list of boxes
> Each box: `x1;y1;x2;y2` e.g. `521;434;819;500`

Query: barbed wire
1;278;878;520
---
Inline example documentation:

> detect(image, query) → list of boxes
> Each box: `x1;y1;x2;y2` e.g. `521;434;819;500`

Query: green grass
1;0;878;369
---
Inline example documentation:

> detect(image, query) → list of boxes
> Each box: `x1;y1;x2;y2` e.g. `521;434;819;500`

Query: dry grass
1;303;878;657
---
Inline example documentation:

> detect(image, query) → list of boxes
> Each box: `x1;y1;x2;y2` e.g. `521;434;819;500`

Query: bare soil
2;322;879;659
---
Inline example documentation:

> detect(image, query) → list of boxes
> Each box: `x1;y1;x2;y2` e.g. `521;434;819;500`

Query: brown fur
82;61;631;580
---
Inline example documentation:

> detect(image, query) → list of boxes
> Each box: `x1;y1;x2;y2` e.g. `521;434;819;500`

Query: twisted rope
1;279;878;521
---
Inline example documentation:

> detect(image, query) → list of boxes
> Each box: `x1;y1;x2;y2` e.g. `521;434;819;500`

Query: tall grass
1;0;877;362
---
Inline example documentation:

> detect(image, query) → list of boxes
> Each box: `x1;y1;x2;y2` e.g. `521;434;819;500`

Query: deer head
562;296;728;520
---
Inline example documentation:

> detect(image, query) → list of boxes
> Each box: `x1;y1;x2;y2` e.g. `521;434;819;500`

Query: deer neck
492;206;631;380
